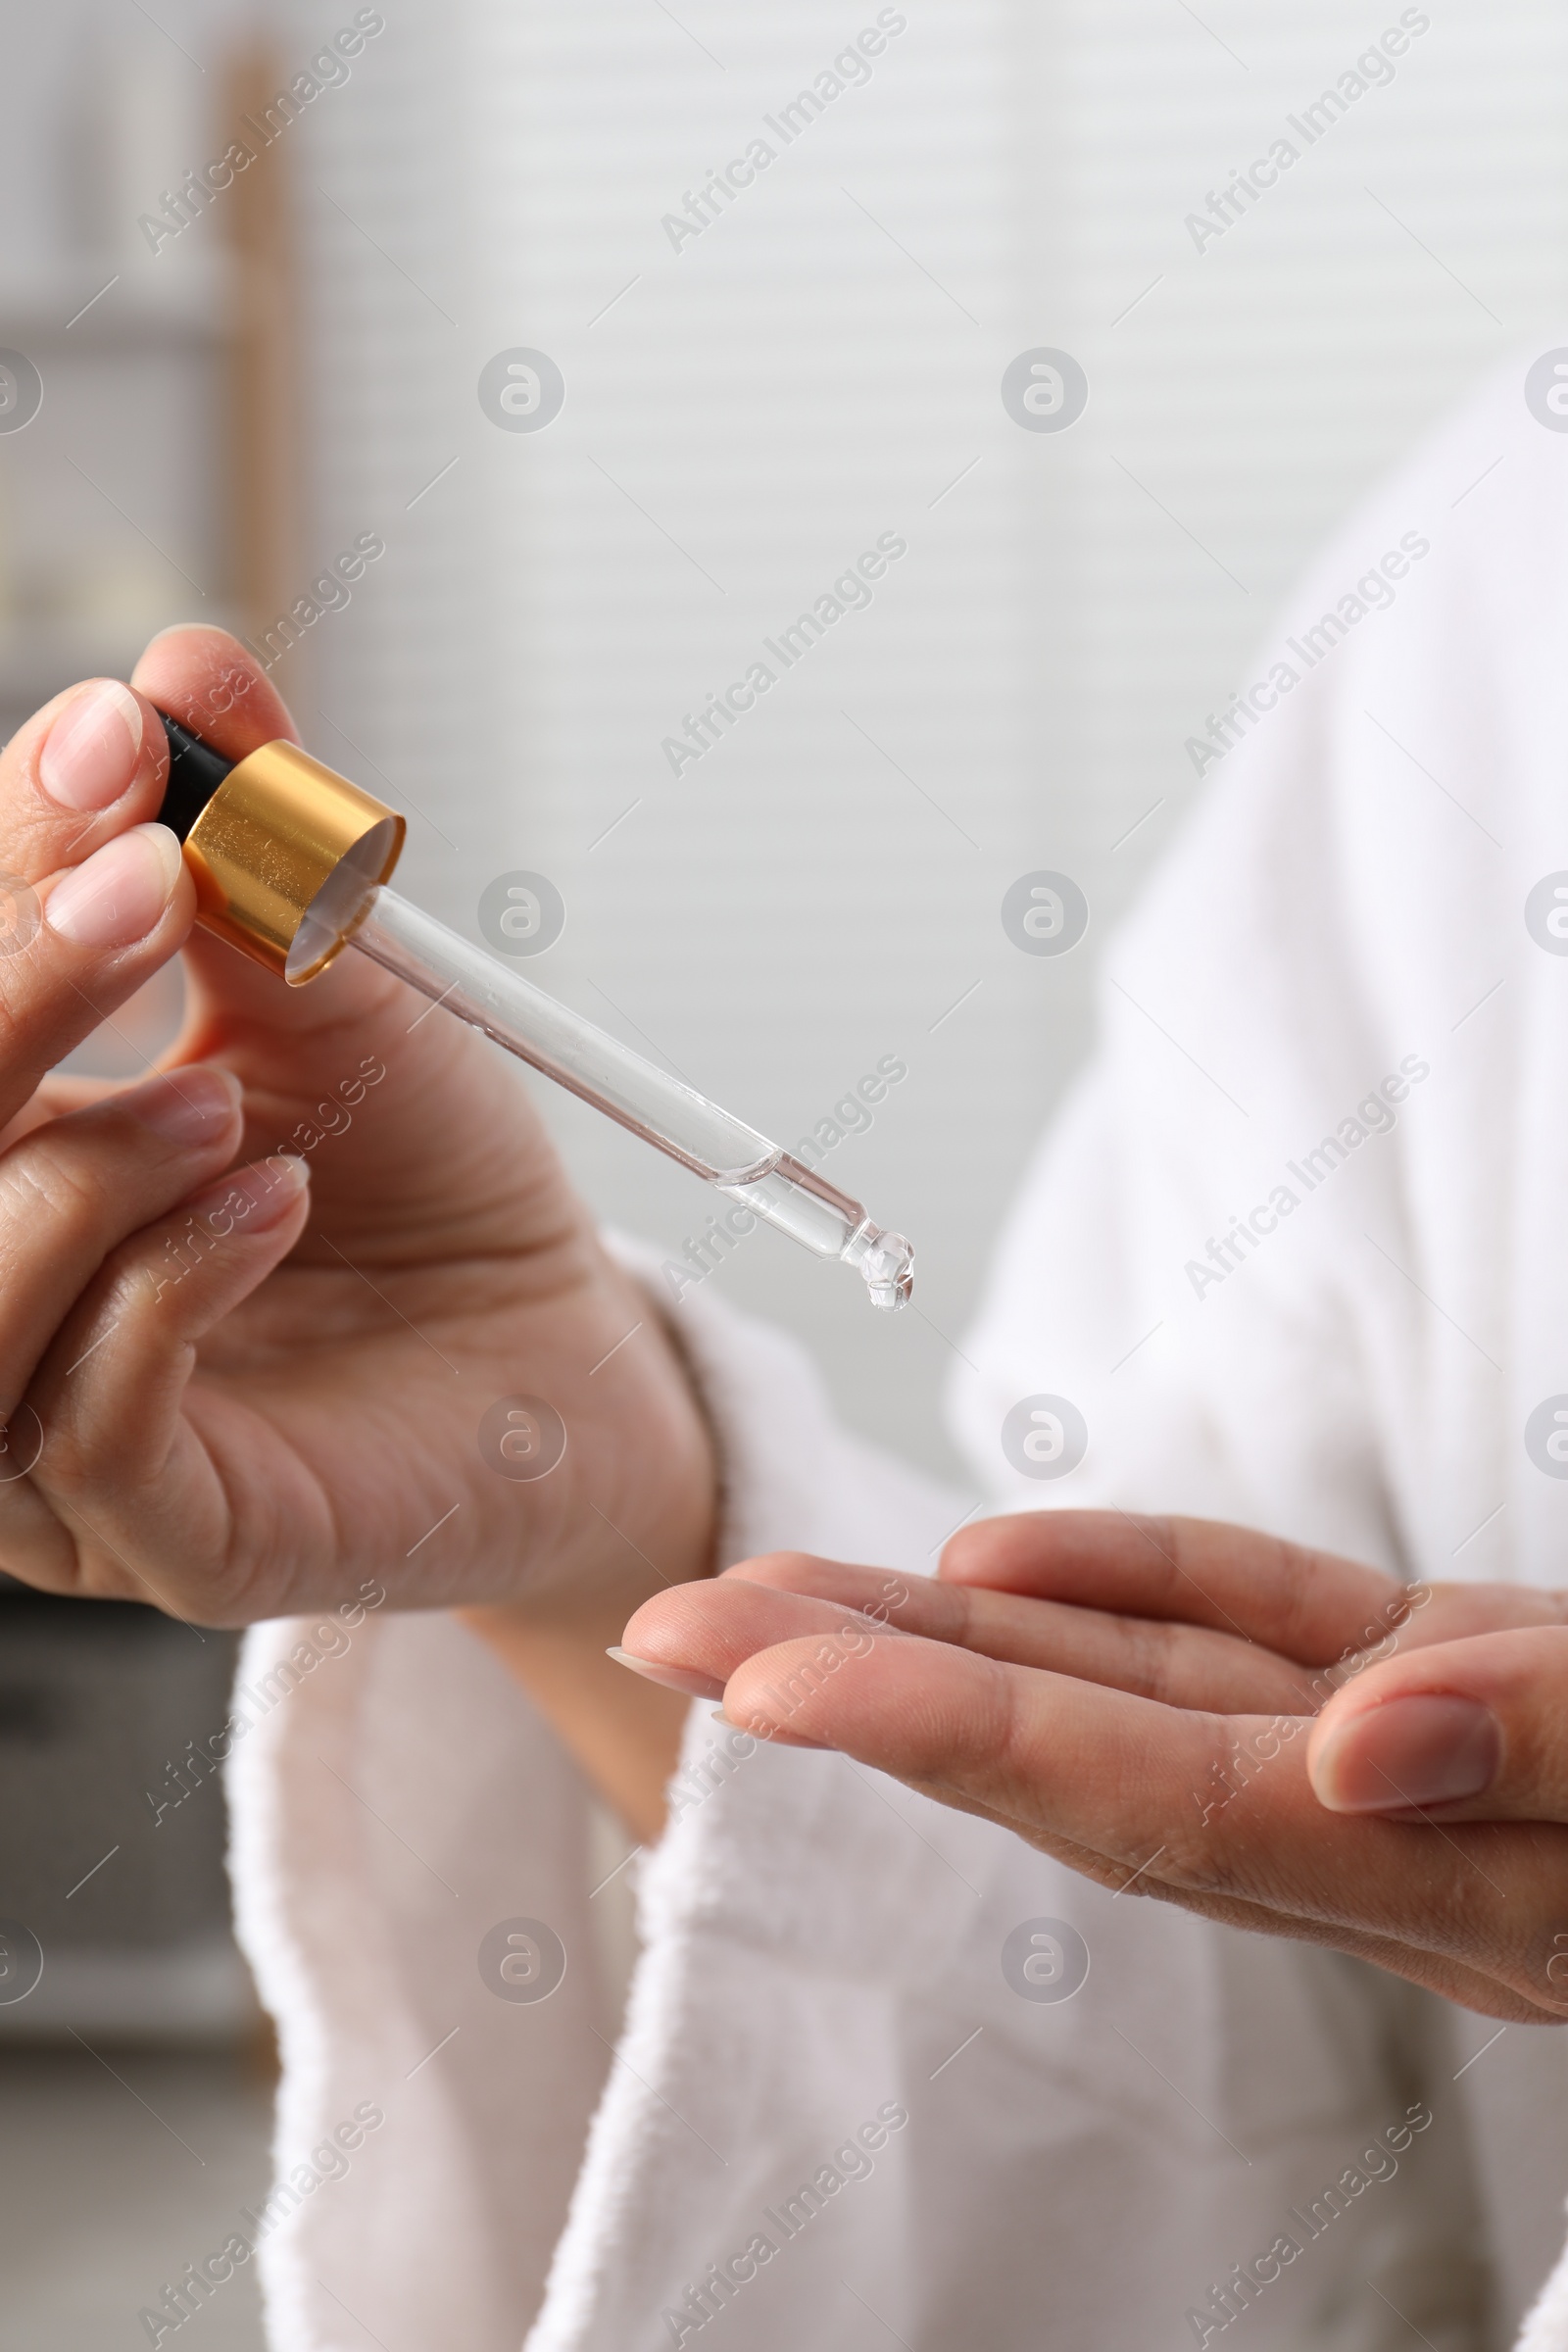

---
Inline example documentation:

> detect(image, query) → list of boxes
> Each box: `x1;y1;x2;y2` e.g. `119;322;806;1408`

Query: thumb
1308;1624;1568;1821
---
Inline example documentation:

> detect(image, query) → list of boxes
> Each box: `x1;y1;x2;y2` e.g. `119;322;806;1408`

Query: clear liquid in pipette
336;886;915;1308
717;1154;915;1312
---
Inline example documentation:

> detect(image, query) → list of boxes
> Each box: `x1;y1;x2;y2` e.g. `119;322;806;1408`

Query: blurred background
1;0;1566;2342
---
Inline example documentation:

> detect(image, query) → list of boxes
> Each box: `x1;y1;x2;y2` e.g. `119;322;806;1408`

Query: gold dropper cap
174;736;406;984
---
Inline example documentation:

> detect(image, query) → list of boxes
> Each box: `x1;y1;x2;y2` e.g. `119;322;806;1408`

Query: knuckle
1263;1534;1320;1656
94;1231;164;1306
965;1652;1033;1783
0;1147;109;1258
1163;1806;1243;1895
943;1578;981;1650
1117;1614;1183;1705
1159;1726;1266;1893
1399;1838;1512;1963
940;1518;998;1578
1143;1514;1187;1611
726;1549;823;1589
40;1348;168;1501
0;985;31;1074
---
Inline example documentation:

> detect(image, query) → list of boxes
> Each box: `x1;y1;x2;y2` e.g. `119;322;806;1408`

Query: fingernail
46;825;183;950
39;681;144;810
119;1067;241;1149
1313;1695;1500;1813
606;1646;725;1701
186;1153;311;1236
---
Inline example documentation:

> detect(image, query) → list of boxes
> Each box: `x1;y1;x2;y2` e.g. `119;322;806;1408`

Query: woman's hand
617;1514;1568;2020
0;629;715;1682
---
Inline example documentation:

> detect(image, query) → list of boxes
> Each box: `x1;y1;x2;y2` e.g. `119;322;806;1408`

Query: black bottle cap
157;713;233;843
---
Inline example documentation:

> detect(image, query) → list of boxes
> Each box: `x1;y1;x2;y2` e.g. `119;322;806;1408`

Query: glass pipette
155;713;915;1310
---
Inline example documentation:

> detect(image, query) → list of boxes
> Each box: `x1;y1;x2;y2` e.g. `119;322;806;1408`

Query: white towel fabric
227;356;1568;2351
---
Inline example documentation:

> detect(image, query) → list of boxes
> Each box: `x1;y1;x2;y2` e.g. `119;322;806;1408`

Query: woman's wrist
459;1264;721;1839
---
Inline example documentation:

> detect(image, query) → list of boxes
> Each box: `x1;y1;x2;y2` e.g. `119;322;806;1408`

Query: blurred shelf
0;253;232;346
0;1591;246;2045
0;1929;259;2047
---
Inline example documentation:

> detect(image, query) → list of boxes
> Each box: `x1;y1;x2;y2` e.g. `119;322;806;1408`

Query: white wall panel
292;0;1568;1477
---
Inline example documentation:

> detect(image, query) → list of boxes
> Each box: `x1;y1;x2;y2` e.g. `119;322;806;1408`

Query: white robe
226;357;1568;2351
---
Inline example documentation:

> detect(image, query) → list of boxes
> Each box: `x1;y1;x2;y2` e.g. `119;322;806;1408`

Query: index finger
708;1552;1325;1712
130;624;408;1042
940;1511;1414;1668
129;622;300;760
0;678;198;1127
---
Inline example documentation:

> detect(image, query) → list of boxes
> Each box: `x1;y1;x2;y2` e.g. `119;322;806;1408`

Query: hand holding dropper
156;712;914;1311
